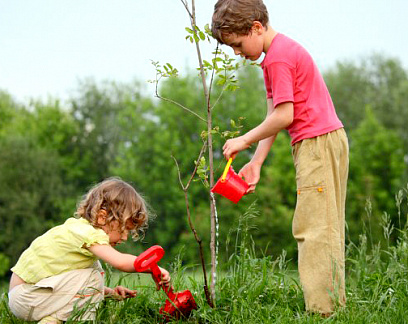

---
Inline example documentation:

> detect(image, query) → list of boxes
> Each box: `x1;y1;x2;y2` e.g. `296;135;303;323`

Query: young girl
8;177;171;324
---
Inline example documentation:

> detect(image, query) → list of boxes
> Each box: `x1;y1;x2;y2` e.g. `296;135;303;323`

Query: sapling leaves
201;118;246;141
195;156;209;187
185;25;209;44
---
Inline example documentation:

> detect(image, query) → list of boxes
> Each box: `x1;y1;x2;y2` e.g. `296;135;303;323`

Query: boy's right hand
239;161;262;194
223;135;251;160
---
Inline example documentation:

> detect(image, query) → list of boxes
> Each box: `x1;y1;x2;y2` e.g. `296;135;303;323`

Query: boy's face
222;23;265;61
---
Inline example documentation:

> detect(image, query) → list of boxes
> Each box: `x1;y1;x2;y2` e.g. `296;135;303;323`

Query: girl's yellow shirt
11;217;109;284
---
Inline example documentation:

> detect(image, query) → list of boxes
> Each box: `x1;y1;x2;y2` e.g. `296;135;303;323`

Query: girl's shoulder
63;217;96;231
63;217;109;248
43;217;107;246
62;217;100;236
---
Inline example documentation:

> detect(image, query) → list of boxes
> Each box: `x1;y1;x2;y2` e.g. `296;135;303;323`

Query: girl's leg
53;266;105;321
8;265;104;322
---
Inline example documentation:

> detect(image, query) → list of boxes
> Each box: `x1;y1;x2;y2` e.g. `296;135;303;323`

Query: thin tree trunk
181;0;218;303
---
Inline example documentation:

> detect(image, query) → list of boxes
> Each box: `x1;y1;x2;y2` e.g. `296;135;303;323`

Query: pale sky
0;0;407;103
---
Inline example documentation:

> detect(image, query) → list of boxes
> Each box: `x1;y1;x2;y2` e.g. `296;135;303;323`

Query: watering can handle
134;245;165;272
221;158;233;182
133;245;176;299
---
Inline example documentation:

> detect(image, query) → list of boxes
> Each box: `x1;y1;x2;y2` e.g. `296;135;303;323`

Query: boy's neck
263;25;278;54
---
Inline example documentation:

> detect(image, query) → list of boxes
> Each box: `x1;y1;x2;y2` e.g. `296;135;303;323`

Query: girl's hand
223;136;250;160
154;266;171;290
114;286;137;298
104;286;137;299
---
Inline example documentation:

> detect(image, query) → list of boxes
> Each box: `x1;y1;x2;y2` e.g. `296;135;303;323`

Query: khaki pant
292;128;348;314
8;263;104;322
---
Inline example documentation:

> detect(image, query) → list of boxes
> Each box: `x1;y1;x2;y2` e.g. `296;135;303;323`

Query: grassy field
1;196;408;323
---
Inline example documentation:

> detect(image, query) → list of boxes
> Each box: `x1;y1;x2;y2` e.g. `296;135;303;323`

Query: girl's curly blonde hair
75;177;149;241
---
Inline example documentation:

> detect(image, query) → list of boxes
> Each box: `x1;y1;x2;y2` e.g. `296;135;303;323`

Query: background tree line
0;54;407;280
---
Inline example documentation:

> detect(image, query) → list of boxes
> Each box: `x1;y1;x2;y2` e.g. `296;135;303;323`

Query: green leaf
199;31;205;40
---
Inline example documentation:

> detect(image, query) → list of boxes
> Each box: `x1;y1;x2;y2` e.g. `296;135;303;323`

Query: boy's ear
96;209;107;226
252;21;264;34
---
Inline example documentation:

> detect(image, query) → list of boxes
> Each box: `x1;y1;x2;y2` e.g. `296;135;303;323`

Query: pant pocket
292;185;327;241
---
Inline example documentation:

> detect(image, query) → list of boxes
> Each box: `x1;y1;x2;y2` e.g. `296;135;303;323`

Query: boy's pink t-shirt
261;33;343;145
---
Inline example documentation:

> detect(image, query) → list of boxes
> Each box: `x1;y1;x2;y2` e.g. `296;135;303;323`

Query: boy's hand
104;286;137;299
154;266;171;290
239;161;262;194
223;136;250;160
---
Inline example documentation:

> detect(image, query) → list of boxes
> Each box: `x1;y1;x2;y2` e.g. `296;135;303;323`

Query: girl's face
99;212;135;247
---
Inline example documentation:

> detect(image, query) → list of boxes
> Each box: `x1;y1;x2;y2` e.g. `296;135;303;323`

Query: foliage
2;187;408;322
0;54;407;284
0;254;9;278
0;90;21;135
325;54;408;170
69;79;134;188
249;133;297;259
0;136;65;266
347;107;405;245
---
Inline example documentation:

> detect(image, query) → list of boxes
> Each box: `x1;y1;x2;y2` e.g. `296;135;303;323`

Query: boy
212;0;348;316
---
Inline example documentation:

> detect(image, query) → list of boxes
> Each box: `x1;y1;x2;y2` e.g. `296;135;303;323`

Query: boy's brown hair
211;0;269;44
75;177;149;241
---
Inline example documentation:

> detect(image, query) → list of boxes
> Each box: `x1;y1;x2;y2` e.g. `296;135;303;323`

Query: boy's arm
223;101;293;160
237;99;277;192
239;135;276;193
249;99;278;166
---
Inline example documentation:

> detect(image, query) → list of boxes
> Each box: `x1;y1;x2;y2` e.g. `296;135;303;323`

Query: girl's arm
89;244;136;272
88;244;171;286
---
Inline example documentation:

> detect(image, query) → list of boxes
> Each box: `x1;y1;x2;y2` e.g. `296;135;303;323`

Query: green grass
2;194;408;323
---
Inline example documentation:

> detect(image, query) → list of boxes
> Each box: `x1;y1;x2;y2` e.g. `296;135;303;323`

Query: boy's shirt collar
261;32;281;68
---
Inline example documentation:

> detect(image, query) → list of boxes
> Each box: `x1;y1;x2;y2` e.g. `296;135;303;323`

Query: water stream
210;192;219;290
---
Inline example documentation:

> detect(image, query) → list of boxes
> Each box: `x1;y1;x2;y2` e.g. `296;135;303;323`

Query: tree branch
171;146;214;308
207;43;219;109
154;75;206;123
180;0;193;19
186;142;207;189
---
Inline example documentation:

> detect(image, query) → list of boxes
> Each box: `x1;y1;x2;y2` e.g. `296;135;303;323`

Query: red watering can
134;245;197;321
211;158;249;203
